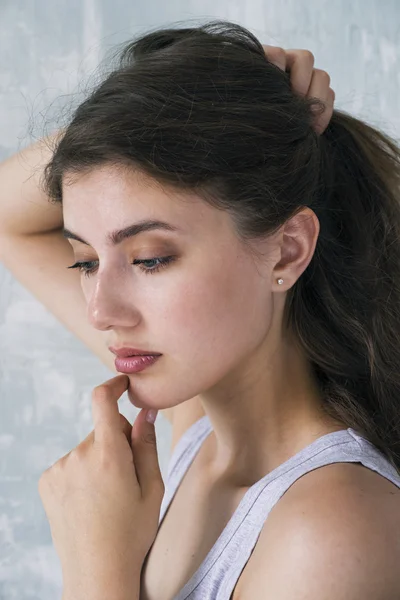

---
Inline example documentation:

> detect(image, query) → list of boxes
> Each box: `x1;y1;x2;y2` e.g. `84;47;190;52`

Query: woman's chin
126;382;157;410
127;385;141;407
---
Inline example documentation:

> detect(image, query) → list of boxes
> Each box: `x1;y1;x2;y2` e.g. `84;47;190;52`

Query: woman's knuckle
274;47;286;60
315;68;331;85
150;478;165;499
301;49;315;65
156;480;165;497
92;386;108;401
142;431;157;445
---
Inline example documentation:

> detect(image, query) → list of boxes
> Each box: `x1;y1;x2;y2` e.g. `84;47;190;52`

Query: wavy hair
42;19;400;472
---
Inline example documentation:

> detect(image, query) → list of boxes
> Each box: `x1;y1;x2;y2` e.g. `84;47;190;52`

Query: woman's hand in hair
262;45;335;135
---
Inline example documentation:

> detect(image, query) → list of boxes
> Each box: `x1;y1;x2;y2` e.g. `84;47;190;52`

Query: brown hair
42;19;400;472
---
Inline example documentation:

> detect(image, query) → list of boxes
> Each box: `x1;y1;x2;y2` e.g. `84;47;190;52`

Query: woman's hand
262;45;335;135
38;374;164;599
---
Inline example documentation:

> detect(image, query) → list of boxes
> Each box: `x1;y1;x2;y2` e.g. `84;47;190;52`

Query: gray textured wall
1;1;399;598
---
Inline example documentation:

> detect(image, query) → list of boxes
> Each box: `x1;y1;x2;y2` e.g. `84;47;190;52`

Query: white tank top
159;414;400;599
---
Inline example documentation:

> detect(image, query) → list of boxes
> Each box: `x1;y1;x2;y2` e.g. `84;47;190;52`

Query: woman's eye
66;256;175;278
67;260;98;278
132;256;175;274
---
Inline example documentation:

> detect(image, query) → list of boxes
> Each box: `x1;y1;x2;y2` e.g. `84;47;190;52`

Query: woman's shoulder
236;462;400;598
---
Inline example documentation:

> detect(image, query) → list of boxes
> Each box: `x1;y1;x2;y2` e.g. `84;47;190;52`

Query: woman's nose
86;274;139;331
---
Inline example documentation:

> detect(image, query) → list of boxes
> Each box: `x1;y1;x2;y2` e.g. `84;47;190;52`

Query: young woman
1;20;399;600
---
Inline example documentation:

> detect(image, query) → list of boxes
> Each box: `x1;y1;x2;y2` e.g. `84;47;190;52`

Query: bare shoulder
237;463;400;599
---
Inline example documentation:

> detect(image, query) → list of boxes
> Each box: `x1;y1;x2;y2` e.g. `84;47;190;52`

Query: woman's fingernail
146;409;158;424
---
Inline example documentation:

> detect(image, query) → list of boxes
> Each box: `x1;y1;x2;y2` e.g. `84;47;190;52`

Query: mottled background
0;1;399;598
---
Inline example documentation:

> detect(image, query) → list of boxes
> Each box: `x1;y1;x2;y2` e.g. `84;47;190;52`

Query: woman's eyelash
67;256;175;278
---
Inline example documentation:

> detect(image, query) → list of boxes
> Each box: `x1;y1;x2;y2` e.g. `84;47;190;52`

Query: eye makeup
67;255;176;278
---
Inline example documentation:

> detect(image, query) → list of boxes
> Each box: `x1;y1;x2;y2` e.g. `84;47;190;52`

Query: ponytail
286;109;400;471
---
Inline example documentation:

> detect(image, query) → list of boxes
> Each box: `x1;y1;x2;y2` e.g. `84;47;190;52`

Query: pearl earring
277;278;284;285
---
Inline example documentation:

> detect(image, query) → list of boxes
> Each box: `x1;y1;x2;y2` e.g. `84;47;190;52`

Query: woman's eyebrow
62;219;182;247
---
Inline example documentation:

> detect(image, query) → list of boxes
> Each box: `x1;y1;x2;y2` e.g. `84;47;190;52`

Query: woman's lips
114;355;162;373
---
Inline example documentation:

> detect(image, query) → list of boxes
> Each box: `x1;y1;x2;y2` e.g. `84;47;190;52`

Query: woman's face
62;163;276;410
